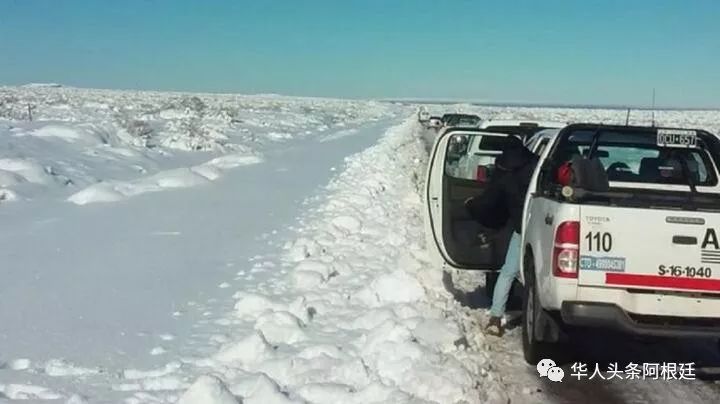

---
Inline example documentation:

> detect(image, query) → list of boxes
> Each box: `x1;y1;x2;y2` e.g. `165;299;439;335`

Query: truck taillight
553;221;579;278
476;166;487;183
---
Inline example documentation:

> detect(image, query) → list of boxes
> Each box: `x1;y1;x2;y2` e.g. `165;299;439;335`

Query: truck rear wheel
522;259;557;364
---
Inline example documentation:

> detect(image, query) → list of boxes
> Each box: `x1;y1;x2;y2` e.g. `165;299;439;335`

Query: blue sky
1;0;719;107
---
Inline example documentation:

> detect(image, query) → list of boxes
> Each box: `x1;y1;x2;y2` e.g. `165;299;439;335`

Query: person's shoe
485;316;504;337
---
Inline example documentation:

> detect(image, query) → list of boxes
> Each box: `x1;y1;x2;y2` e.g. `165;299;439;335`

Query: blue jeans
490;231;521;318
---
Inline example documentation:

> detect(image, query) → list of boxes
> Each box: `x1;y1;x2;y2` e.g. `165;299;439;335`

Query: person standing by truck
464;136;539;336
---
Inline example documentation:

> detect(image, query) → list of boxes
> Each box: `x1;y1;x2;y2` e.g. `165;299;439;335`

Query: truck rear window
477;135;517;151
557;129;719;187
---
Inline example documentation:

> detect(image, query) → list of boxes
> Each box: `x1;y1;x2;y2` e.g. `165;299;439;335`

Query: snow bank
0;158;51;184
23;82;63;88
0;383;62;400
213;331;274;364
175;118;507;404
43;359;100;377
23;124;109;145
0;169;28;187
67;152;263;205
0;86;399;203
177;375;239;404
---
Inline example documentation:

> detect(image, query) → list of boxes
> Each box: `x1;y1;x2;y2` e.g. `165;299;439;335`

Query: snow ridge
67;152;263;205
0;86;397;203
177;118;507;404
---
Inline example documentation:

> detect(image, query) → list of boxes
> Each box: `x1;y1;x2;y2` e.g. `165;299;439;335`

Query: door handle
545;214;553;226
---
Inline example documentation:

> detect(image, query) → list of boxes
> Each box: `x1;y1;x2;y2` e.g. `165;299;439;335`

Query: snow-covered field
1;86;720;403
0;85;394;204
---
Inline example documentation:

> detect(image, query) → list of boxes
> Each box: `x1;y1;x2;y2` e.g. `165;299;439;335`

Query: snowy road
0;117;404;401
1;116;503;404
0;117;390;360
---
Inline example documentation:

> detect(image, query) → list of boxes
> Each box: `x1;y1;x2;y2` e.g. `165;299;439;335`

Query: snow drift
174;118;508;404
0;86;397;203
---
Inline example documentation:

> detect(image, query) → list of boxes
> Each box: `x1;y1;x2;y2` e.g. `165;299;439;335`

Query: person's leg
490;231;521;318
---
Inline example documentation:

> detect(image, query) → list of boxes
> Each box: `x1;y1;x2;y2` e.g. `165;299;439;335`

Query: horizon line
2;83;718;112
381;97;720;112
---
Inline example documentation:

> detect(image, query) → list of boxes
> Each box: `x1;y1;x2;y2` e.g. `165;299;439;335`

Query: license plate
657;129;697;148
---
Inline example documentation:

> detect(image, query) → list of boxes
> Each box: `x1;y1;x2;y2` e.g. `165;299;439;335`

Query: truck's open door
424;128;519;271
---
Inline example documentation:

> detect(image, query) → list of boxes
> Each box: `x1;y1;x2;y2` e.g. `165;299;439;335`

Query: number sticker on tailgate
580;230;627;272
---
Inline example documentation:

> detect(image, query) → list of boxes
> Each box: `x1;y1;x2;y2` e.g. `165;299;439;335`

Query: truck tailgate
578;205;720;294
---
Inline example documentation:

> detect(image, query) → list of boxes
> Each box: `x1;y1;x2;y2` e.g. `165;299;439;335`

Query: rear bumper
561;301;720;338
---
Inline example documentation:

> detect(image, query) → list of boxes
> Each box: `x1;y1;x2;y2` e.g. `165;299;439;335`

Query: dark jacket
465;144;538;234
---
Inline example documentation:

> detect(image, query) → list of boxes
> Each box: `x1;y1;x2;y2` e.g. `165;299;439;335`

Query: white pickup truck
425;123;720;364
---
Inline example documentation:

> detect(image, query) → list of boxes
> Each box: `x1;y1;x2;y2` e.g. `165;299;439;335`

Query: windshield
558;129;719;187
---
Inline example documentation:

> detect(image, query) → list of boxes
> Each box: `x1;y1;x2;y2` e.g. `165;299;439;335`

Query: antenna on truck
651;88;656;127
625;108;631;125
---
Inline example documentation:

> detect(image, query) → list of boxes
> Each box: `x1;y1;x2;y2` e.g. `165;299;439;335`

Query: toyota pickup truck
425;123;720;364
519;123;720;363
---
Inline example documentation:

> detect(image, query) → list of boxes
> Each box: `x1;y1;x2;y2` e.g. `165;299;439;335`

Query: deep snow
1;116;508;404
167;118;507;404
0;117;398;370
2;86;720;403
0;85;394;203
